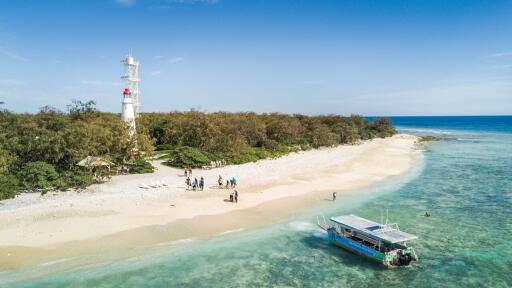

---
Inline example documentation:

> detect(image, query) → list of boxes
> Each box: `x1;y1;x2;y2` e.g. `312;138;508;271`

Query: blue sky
0;0;511;116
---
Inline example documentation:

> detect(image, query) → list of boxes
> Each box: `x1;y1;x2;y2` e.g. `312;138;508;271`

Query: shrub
17;161;59;191
128;157;155;174
0;174;19;200
156;143;174;151
56;168;95;190
166;146;212;168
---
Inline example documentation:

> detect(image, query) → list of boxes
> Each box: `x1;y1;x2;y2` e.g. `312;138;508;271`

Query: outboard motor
398;250;412;266
398;253;407;265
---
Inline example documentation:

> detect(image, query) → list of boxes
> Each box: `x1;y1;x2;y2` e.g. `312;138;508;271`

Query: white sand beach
0;134;420;268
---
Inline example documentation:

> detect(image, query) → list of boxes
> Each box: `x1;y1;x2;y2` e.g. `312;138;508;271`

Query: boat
317;214;418;267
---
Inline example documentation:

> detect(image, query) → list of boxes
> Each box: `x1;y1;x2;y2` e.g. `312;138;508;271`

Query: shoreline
0;134;421;271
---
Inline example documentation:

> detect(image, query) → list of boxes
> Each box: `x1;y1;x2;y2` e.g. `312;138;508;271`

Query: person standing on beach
188;165;193;176
226;179;230;189
193;177;198;191
200;176;204;191
333;192;337;201
186;177;191;189
234;190;239;203
218;175;223;188
184;168;188;177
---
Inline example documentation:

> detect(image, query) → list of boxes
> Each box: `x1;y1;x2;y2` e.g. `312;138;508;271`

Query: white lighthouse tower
121;53;140;116
121;88;136;136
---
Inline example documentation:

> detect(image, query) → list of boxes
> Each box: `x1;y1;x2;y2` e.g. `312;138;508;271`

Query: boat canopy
330;214;418;244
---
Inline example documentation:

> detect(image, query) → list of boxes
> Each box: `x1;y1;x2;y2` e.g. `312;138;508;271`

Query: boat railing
317;215;329;231
409;247;419;260
383;223;400;230
375;223;401;234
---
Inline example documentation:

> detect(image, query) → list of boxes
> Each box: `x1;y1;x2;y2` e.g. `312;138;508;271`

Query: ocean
3;116;512;288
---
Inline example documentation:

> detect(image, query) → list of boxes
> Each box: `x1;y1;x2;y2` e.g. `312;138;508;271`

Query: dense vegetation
0;101;154;200
138;111;396;167
0;102;396;200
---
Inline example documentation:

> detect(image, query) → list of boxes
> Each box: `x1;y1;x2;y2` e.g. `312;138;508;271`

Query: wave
156;238;195;246
288;221;315;232
455;138;480;143
398;128;454;135
312;229;326;238
218;228;245;235
39;258;72;267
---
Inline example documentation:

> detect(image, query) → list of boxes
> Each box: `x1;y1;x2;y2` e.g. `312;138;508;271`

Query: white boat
318;214;418;267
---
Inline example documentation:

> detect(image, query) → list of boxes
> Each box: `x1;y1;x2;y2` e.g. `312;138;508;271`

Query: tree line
138;111;396;167
0;101;154;200
0;102;396;200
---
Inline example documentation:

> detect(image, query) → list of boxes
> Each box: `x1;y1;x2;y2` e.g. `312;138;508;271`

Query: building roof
77;156;114;168
330;214;418;244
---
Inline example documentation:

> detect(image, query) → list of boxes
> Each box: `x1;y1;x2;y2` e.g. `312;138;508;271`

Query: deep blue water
390;116;512;134
3;116;512;287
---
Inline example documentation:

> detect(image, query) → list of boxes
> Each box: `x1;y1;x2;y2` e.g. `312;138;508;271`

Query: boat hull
327;228;386;265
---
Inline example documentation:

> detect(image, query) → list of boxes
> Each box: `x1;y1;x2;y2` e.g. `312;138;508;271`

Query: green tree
265;115;302;144
0;132;16;173
67;100;99;121
18;161;60;191
371;117;396;137
0;174;19;200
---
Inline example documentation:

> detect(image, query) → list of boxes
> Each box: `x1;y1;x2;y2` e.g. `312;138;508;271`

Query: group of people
217;175;237;189
229;189;239;203
183;167;240;202
185;176;205;191
184;166;204;191
184;166;193;177
218;175;240;203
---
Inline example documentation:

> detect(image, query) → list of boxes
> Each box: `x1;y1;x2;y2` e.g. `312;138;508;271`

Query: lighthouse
121;53;140;116
121;88;136;136
120;53;140;138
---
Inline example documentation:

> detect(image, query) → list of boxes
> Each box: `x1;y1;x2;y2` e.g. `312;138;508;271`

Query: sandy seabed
0;134;421;270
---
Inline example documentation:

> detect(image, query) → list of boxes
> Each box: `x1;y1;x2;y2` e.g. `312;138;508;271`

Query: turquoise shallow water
3;116;512;288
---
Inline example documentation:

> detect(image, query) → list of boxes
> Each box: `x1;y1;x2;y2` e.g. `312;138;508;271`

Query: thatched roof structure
77;156;114;168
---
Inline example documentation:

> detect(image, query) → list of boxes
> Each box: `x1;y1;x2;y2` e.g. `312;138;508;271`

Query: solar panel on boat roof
366;225;383;231
330;214;418;243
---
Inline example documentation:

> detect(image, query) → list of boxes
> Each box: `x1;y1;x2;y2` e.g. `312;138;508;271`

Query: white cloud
151;70;161;76
347;78;512;115
485;51;512;58
154;56;184;63
115;0;136;6
169;57;184;64
0;79;25;86
80;80;119;86
0;46;27;61
489;64;512;69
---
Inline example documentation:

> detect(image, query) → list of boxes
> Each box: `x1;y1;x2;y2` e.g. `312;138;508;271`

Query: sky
0;0;511;116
